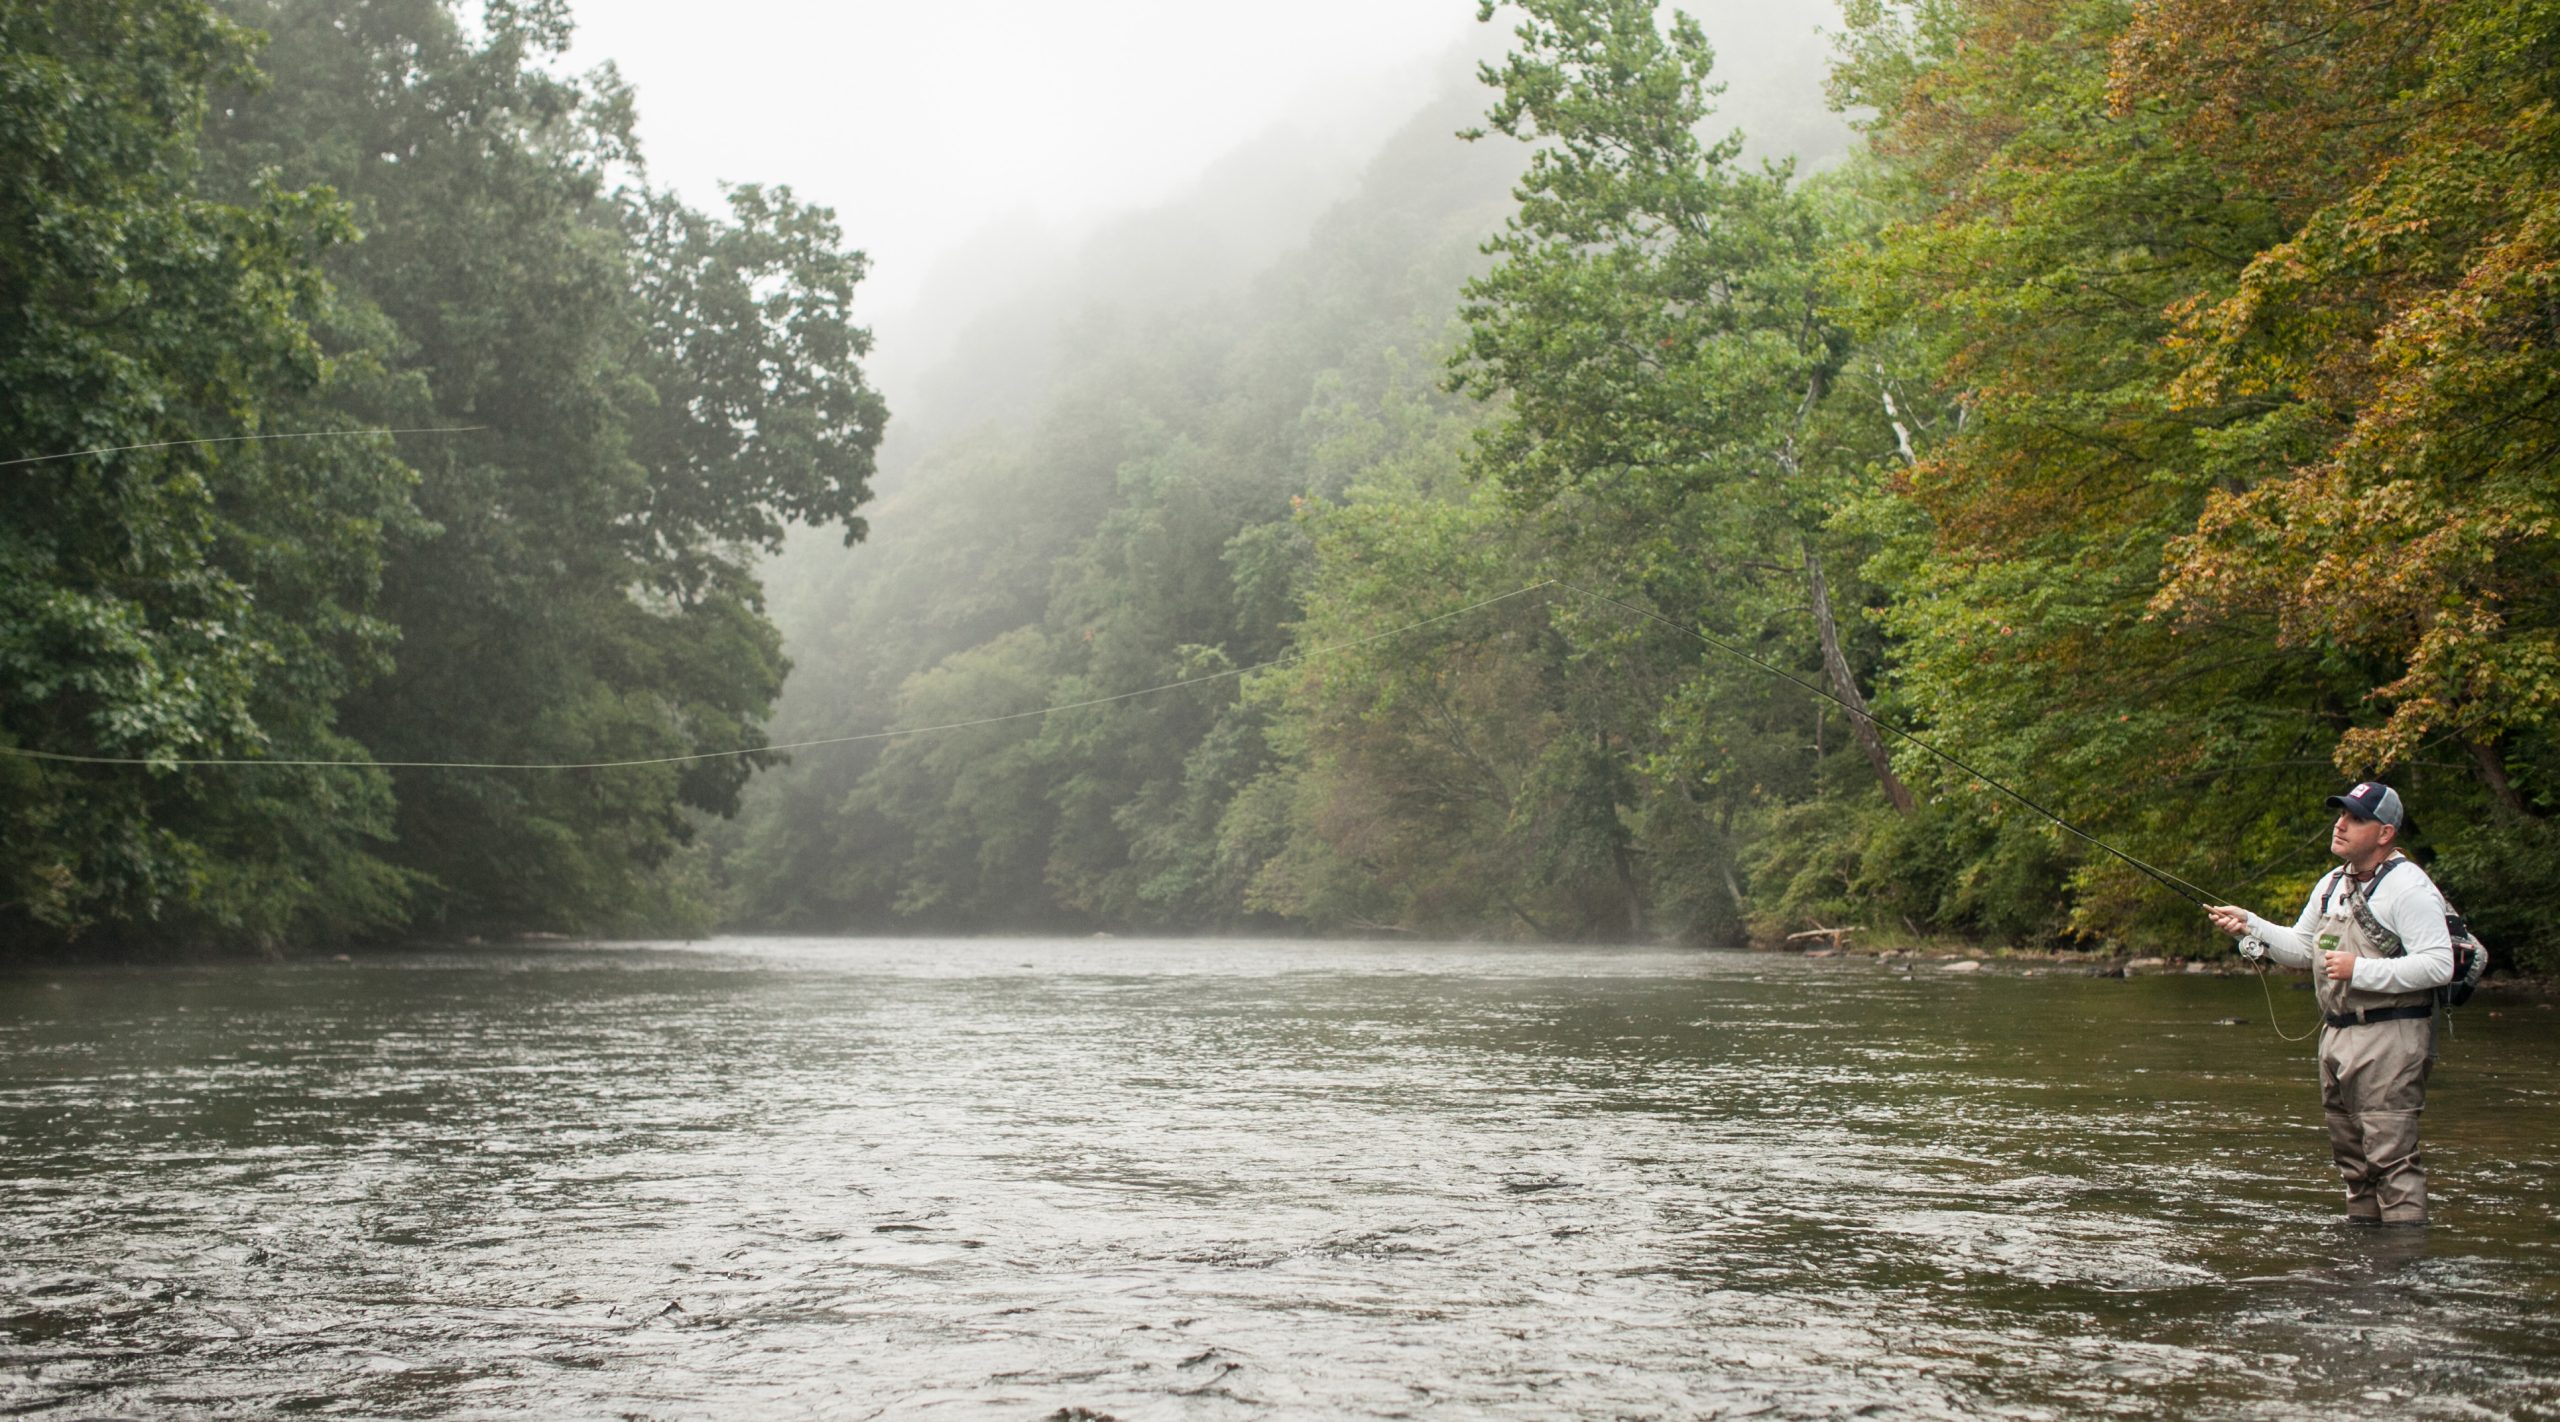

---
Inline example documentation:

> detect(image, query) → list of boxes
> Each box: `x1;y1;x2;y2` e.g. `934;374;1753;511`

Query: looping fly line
3;426;486;470
2;574;2258;915
0;582;1561;771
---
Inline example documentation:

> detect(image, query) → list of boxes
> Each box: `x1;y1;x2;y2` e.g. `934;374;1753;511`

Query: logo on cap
2325;780;2405;829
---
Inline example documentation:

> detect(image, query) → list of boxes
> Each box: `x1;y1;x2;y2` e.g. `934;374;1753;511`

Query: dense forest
3;0;882;948
6;0;2555;968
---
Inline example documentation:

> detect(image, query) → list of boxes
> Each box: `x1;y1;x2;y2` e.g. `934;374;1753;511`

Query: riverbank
15;926;2556;1004
1775;937;2559;1004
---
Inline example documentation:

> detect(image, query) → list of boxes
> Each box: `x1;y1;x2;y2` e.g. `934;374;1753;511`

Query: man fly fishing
2206;782;2453;1226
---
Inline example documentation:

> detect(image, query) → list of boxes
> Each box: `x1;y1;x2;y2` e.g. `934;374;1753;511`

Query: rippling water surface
4;938;2558;1419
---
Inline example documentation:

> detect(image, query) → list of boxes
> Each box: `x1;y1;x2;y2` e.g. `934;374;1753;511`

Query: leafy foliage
13;0;2550;968
1835;0;2558;960
1;0;413;948
3;0;882;955
194;0;883;934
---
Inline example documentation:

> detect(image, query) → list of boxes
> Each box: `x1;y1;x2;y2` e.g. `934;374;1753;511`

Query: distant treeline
8;0;2555;967
724;0;2560;966
3;0;881;952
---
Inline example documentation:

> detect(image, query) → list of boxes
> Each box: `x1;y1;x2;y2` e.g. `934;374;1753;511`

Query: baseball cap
2326;781;2405;828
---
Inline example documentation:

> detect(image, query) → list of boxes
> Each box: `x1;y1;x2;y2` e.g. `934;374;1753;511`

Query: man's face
2332;811;2393;862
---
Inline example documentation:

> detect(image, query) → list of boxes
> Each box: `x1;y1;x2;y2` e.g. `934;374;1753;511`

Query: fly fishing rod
1552;579;2327;1038
1551;580;2231;909
0;556;2323;1029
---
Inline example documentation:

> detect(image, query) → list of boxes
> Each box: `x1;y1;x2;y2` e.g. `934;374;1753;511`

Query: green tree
2;0;415;952
1430;0;1921;939
1834;0;2558;958
201;0;884;932
1240;384;1656;939
1826;0;2321;945
2124;0;2560;961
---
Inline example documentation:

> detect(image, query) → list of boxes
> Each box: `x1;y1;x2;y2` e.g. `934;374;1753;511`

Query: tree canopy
9;0;2550;969
3;0;881;954
729;0;2555;966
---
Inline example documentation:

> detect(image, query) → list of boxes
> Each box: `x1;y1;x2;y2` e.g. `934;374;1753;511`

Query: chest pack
2316;858;2490;1008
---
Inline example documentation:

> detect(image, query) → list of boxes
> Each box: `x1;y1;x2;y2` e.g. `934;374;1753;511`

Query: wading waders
2315;864;2436;1225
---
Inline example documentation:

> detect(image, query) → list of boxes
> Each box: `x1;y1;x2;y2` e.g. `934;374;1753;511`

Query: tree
1;0;414;952
1835;0;2558;957
1242;389;1660;939
201;0;884;932
1454;0;1916;823
1827;0;2362;945
2126;0;2560;802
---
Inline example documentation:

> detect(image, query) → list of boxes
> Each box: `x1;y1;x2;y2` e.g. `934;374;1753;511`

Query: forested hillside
715;63;1527;934
6;0;2552;965
725;0;2560;964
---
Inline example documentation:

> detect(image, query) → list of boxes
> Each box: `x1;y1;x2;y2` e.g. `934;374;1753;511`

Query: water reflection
3;939;2555;1418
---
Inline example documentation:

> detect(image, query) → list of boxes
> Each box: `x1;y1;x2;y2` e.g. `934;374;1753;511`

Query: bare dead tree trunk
1504;895;1561;939
1778;362;1914;815
1805;542;1917;815
1597;728;1645;940
1681;782;1750;920
1706;793;1742;912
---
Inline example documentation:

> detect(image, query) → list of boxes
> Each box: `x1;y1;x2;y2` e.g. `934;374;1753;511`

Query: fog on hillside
865;0;1855;461
721;1;1860;939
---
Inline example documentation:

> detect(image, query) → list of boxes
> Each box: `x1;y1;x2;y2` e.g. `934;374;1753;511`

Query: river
4;938;2556;1418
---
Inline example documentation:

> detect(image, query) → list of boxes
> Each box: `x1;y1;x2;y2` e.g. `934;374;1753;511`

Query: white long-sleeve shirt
2243;856;2454;995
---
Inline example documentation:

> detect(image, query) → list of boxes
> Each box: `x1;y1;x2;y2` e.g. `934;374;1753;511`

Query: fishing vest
2311;857;2438;1022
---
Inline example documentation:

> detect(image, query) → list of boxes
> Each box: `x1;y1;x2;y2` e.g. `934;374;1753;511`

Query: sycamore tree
1237;373;1664;940
1446;0;1922;937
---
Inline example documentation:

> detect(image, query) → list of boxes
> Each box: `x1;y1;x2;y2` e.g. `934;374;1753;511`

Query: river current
3;938;2555;1419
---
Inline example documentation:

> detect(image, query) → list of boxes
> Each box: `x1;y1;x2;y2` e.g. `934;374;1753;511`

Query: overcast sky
568;0;1851;407
568;0;1478;321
